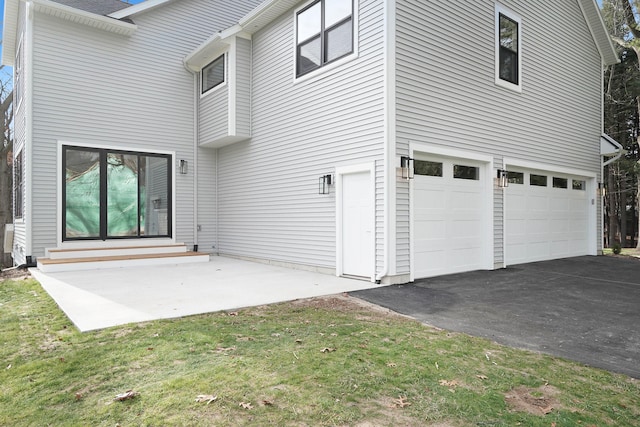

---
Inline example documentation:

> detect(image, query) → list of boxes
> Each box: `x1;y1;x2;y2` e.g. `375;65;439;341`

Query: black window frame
296;0;354;77
62;146;173;242
201;54;225;95
14;151;23;219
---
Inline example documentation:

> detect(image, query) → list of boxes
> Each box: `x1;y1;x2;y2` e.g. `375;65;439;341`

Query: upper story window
495;4;521;91
296;0;354;77
15;40;23;107
14;151;23;219
201;55;225;94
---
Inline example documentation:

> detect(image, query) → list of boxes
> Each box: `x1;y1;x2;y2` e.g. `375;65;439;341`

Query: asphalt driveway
351;256;640;378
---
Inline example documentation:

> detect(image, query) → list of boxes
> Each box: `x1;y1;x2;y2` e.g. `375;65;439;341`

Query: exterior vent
3;224;14;254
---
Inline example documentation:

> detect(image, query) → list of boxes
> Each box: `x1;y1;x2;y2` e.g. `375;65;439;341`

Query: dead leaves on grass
390;395;411;408
195;394;218;404
114;390;139;402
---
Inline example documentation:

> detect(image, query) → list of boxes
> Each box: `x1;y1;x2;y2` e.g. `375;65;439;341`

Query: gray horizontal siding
29;0;261;257
196;146;217;253
396;0;601;167
199;88;229;145
235;37;252;138
396;0;603;268
217;0;386;270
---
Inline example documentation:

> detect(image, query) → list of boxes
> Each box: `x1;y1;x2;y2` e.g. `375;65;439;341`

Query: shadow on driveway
351;256;640;378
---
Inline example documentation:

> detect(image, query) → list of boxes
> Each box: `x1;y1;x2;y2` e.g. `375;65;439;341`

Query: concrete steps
37;244;210;273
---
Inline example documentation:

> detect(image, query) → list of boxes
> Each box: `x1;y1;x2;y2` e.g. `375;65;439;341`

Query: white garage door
413;155;490;278
505;169;590;265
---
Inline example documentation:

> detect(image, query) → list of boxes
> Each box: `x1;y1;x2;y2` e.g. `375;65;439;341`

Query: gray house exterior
2;0;619;283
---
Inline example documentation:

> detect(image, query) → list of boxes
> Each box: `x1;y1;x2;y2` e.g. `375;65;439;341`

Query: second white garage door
505;169;591;265
413;155;491;279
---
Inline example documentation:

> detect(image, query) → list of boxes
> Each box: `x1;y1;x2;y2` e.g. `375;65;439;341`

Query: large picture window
62;146;172;241
296;0;353;77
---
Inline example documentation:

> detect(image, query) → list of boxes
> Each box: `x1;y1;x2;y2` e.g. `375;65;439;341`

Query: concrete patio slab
30;256;380;332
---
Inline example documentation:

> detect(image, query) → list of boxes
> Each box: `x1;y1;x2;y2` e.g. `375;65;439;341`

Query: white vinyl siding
29;0;261;258
396;0;603;267
199;86;229;145
12;1;28;264
235;37;252;137
217;0;385;271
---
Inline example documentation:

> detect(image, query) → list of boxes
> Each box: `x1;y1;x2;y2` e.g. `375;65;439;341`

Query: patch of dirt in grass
293;294;412;320
504;385;564;416
344;398;435;427
0;266;31;282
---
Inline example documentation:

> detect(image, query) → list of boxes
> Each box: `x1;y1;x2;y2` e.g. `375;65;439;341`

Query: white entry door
413;155;490;278
341;171;373;278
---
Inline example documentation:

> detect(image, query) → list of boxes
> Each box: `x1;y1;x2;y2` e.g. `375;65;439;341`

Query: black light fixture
497;169;508;188
179;159;188;175
319;174;332;195
400;156;414;180
598;182;606;197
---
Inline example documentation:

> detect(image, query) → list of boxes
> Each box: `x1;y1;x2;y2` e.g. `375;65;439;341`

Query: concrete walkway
31;256;380;332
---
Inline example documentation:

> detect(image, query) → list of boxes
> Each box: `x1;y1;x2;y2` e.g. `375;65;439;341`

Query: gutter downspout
183;61;199;251
376;0;396;284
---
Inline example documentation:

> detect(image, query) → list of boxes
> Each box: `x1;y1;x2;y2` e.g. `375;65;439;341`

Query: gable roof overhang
2;0;137;67
183;0;300;72
577;0;619;65
601;133;625;167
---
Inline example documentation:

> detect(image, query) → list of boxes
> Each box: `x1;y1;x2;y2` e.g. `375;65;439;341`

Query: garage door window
453;165;479;180
553;177;568;189
414;160;443;177
507;171;523;184
530;174;547;186
573;180;586;191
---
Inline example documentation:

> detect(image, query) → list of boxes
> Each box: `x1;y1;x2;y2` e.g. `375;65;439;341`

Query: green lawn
1;277;638;426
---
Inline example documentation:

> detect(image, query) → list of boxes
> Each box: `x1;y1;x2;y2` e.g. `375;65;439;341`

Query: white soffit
240;0;300;33
600;133;623;156
1;0;19;66
33;0;137;35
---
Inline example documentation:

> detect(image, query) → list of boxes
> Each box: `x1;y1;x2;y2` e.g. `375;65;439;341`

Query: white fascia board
577;0;619;65
184;0;297;71
1;0;19;66
600;133;624;156
240;0;299;34
183;25;245;72
108;0;174;19
32;0;137;35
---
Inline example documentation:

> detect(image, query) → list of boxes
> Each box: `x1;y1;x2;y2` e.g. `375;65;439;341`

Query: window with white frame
201;55;225;94
495;4;521;90
296;0;354;77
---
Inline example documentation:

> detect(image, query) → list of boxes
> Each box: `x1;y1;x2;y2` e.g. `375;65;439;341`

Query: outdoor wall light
179;159;188;175
400;156;414;180
497;169;508;188
319;174;333;195
598;182;606;197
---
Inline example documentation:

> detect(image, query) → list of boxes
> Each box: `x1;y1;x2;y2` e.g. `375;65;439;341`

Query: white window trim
495;3;522;92
200;53;228;99
293;0;359;84
14;36;24;110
